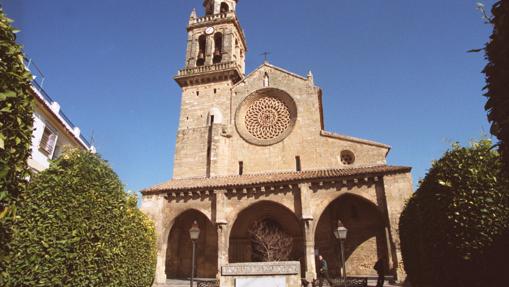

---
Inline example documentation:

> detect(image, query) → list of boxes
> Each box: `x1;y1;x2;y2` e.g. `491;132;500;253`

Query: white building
27;81;94;172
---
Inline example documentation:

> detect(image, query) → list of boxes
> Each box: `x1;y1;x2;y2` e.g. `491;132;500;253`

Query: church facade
142;0;413;285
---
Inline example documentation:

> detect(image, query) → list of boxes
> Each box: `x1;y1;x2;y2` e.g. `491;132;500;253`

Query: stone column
140;194;167;284
214;190;229;274
223;30;234;63
217;223;229;270
186;31;196;68
206;34;214;66
378;173;413;282
299;183;316;282
303;219;317;282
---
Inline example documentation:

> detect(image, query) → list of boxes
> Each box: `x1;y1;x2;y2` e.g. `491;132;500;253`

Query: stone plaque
236;277;286;287
222;261;300;276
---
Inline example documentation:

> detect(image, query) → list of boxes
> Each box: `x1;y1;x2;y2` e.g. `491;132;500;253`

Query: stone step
154;279;215;287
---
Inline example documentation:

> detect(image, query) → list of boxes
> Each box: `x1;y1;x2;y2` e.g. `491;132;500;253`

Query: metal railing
25;58;92;148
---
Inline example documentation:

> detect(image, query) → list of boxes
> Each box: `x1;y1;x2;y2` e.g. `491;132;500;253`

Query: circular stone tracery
235;88;297;146
245;97;291;140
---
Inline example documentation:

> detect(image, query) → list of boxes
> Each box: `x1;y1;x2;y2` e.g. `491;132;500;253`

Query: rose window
236;88;297;146
244;97;291;140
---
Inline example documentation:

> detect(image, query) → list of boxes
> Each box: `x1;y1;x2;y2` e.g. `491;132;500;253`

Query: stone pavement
155;278;403;287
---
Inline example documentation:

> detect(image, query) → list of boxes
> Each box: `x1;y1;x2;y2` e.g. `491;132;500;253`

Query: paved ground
156;278;403;287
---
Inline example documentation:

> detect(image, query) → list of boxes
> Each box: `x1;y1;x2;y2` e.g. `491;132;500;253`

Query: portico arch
166;209;218;279
228;200;304;265
314;193;387;276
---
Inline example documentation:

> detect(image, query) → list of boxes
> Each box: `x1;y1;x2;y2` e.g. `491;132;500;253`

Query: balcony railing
176;61;239;77
31;81;92;148
190;12;235;25
25;57;92;149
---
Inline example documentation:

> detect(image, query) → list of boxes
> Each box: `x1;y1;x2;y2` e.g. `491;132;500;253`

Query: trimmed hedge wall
484;1;509;169
4;150;156;287
400;140;509;287
0;8;34;273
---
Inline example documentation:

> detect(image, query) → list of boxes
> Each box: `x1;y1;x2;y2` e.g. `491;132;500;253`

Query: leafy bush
400;140;509;287
4;150;156;287
0;8;34;269
483;1;509;169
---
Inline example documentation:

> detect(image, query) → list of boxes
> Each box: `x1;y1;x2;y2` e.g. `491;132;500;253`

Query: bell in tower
176;0;247;85
203;0;238;15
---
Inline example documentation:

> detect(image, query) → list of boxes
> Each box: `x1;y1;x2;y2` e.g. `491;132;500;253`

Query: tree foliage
400;140;509;287
483;1;509;168
3;150;156;287
0;7;34;268
249;219;293;262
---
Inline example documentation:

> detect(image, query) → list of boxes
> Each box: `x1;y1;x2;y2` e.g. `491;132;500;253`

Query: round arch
314;193;387;276
166;209;218;279
228;200;304;265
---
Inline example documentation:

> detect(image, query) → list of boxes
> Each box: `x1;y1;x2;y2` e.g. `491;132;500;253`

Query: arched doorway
229;201;304;267
315;194;387;276
166;209;218;279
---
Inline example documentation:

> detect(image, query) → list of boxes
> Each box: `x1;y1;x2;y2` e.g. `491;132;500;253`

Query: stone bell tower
173;0;247;179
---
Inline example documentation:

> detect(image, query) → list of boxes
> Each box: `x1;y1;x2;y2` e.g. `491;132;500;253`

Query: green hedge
484;1;509;169
4;150;156;287
400;140;509;287
0;7;34;271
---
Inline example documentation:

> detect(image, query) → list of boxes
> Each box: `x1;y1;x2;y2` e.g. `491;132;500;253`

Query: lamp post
189;221;200;287
333;220;348;287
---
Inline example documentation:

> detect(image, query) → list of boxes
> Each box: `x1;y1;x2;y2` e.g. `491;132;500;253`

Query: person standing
318;255;334;287
374;258;386;287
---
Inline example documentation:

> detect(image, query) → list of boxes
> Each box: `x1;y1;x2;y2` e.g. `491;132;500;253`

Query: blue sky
1;0;496;194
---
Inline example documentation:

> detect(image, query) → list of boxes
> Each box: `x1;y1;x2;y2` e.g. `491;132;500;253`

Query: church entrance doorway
315;194;388;276
228;201;304;267
166;209;218;279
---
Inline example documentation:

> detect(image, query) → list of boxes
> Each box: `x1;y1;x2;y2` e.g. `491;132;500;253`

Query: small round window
340;150;355;165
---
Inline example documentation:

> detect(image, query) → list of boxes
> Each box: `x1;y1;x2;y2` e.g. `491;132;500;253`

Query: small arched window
213;33;223;64
196;34;207;66
220;2;229;13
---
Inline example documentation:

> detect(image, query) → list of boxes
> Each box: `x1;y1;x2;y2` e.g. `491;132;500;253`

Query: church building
142;0;413;285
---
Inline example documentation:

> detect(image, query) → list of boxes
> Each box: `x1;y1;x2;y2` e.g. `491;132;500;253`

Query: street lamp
333;220;348;287
189;221;200;287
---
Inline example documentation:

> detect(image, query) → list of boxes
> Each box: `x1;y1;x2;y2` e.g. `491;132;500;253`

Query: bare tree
249;219;293;262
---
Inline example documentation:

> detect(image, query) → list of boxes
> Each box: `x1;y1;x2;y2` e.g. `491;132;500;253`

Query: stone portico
142;0;413;285
142;166;412;284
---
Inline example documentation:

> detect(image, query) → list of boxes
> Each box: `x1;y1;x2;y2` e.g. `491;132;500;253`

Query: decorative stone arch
311;189;379;224
165;208;218;279
226;198;297;226
228;200;304;266
314;193;387;276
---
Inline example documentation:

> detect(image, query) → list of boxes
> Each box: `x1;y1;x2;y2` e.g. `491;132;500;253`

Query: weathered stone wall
173;64;390;179
382;172;414;281
143;172;413;284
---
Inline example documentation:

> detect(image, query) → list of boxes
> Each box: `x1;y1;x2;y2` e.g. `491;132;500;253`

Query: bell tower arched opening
213;33;223;64
220;2;230;13
196;35;207;67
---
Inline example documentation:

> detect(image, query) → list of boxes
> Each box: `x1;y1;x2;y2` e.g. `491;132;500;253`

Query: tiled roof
142;165;411;195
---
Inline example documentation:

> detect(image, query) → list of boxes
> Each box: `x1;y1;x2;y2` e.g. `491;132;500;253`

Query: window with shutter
39;126;57;156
